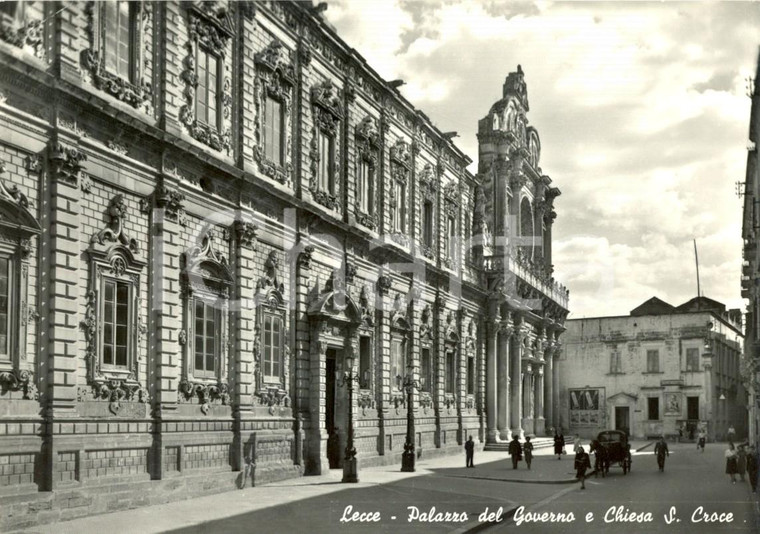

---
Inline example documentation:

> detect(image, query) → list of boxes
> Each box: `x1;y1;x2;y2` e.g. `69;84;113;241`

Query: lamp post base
342;458;359;483
401;449;416;472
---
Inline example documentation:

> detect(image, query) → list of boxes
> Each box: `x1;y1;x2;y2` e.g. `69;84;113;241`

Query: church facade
0;1;568;527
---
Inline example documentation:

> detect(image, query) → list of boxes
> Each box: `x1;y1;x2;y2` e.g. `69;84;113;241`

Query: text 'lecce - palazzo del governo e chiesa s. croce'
0;0;568;526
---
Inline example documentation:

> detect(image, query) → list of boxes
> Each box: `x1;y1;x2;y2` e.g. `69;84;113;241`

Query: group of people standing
724;441;759;492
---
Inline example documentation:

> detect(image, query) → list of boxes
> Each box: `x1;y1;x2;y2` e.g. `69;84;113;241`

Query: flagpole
693;239;701;298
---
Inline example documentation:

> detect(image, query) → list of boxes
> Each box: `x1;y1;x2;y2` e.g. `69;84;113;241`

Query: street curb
443;468;597;486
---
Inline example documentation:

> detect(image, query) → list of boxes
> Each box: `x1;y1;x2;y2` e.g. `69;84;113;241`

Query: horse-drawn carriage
590;430;632;476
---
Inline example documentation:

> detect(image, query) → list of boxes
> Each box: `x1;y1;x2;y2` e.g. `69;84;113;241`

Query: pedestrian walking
464;435;475;468
747;445;758;493
508;435;522;469
725;442;738;484
697;427;706;452
574;445;591;490
524;436;534;470
727;425;736;443
654;436;669;472
736;444;747;482
554;430;565;460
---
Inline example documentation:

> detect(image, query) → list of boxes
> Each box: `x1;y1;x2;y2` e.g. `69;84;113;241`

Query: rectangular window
104;1;134;81
467;355;475;394
0;257;10;359
359;336;371;389
263;96;284;166
647;397;659;420
420;347;431;392
646;349;659;373
610;351;622;374
391;338;405;391
195;47;219;129
193;300;218;377
423;201;433;247
263;313;282;382
357;160;373;215
445;350;456;394
318;131;334;194
686;348;700;372
393;181;406;233
103;279;130;368
446;216;456;261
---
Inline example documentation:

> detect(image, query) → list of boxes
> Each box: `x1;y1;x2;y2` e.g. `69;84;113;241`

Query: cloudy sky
324;0;760;318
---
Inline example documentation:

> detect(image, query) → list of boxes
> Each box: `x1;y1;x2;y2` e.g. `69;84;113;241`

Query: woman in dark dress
554;431;565;460
725;442;738;484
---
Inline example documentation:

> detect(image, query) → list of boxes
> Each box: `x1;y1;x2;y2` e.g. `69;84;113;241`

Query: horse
590;439;609;478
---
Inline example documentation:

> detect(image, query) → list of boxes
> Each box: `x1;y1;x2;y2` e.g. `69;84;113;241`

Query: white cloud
324;0;760;317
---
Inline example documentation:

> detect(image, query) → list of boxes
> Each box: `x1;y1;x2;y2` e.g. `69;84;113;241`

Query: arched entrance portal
305;273;362;475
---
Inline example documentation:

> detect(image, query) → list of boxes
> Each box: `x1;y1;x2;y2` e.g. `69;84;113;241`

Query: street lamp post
339;353;359;483
401;362;420;472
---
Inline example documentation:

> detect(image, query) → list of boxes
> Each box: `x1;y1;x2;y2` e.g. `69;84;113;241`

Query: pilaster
232;217;257;470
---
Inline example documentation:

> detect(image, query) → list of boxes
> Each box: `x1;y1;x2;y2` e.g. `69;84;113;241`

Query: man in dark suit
465;436;475;468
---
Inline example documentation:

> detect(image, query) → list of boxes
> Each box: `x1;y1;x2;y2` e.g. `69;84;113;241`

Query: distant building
560;297;745;441
741;48;760;447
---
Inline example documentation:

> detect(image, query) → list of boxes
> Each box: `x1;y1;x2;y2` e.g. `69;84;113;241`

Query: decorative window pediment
307;270;362;325
84;195;147;396
419;163;436;201
253;39;295;186
390;139;411;170
0;1;45;61
419;304;433;344
390;293;411;331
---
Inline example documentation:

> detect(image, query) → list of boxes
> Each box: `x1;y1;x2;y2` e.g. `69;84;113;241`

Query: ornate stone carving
86;379;150;414
234;220;258;249
92;195;140;253
258;250;284;293
0;162;30;209
0;369;37;400
358;391;375;416
297;38;312;67
147;182;187;226
420;304;433;342
0;9;44;59
419;163;436;201
358;285;374;326
377;275;392;296
48;142;87;186
389;139;411;169
258;386;291;415
297;245;315;270
179;379;230;415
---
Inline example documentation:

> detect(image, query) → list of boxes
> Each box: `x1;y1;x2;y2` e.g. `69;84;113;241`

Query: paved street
14;441;759;534
491;442;759;534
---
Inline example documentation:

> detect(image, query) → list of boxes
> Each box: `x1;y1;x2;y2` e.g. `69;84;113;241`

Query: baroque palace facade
0;0;568;527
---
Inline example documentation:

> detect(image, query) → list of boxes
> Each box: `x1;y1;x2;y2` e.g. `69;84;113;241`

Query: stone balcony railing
482;251;569;310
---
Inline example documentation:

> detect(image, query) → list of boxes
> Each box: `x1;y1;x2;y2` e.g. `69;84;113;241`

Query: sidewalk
15;440;655;534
